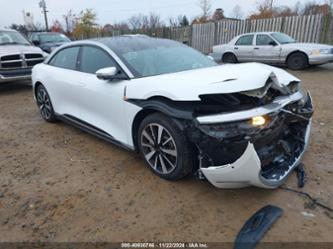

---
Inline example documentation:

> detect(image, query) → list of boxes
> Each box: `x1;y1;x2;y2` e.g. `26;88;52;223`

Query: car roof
32;32;64;35
92;34;179;50
93;34;151;43
0;28;18;32
238;31;280;36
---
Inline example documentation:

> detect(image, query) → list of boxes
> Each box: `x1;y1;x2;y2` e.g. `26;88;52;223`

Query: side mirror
96;67;126;80
269;41;278;46
32;40;40;46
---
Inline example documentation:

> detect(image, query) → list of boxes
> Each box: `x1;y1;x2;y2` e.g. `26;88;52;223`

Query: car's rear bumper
309;54;333;65
0;68;32;83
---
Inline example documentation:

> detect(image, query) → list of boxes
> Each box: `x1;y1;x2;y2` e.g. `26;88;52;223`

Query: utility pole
39;0;49;31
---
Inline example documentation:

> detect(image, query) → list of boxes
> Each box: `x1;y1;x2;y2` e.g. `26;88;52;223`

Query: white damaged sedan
32;35;313;189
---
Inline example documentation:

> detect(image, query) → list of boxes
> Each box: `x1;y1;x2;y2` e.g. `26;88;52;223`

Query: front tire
36;84;57;122
138;113;194;181
287;52;308;70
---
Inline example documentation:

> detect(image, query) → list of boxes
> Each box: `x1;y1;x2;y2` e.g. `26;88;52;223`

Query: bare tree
294;1;302;15
326;0;333;13
230;5;244;19
198;0;212;19
148;12;163;29
303;1;331;15
169;15;189;27
128;13;163;30
63;10;76;34
128;14;144;29
168;16;179;27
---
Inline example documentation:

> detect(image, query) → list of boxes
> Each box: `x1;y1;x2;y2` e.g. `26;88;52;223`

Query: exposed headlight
298;86;310;107
251;115;268;126
311;49;331;55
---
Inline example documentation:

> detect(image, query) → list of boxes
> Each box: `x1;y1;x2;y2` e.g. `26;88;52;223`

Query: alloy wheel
140;123;178;175
36;87;52;120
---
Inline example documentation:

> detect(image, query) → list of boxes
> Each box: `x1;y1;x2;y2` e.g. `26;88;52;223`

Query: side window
235;35;254;46
80;46;117;74
49;46;80;70
256;35;275;46
31;34;38;41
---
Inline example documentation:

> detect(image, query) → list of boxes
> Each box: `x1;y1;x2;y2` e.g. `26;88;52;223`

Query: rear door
45;46;83;117
233;34;255;62
253;34;281;63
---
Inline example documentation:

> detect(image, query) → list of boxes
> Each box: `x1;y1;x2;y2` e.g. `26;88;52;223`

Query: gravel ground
0;64;332;243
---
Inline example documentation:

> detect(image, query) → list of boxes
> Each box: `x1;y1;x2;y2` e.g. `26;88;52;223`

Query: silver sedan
210;32;333;70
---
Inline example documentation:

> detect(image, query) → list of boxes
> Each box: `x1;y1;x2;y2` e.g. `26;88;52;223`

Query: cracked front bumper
200;119;311;189
196;91;313;189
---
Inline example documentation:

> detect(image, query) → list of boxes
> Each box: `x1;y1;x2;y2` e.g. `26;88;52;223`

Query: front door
253;34;281;63
74;45;128;144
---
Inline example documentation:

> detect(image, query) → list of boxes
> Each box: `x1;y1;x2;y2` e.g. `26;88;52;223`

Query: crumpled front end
190;84;313;189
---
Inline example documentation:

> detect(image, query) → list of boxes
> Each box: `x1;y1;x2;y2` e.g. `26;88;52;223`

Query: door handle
254;47;260;50
234;47;239;50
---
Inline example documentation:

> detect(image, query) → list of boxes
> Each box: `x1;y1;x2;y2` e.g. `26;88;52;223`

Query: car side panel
72;72;133;148
252;46;282;63
33;64;84;118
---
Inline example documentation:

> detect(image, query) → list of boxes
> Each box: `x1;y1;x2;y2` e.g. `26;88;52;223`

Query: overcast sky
0;0;327;28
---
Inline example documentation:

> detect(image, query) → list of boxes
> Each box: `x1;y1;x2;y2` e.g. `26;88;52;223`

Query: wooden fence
191;14;328;53
89;14;333;54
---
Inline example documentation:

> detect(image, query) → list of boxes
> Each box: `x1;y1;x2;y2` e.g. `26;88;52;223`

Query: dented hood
126;63;300;101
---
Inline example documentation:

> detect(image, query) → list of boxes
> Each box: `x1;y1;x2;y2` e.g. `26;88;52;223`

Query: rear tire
36;84;57;122
287;52;308;70
138;113;194;181
222;53;238;63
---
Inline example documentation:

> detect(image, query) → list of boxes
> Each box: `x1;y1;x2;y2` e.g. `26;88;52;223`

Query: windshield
271;33;296;44
103;37;217;78
39;33;70;43
0;30;30;45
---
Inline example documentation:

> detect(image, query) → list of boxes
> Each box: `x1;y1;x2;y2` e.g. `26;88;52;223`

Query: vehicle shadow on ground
0;81;31;95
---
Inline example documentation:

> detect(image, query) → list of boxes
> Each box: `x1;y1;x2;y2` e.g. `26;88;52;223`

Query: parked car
0;29;47;84
32;35;313;189
210;32;333;70
30;32;71;53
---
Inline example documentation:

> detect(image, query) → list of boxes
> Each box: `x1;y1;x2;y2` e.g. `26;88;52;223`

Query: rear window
49;46;79;70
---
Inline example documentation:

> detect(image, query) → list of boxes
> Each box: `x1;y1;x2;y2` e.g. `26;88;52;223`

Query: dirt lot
0;64;333;243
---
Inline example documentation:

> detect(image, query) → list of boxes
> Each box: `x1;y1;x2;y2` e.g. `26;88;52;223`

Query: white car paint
201;120;311;189
126;63;299;101
32;37;312;189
